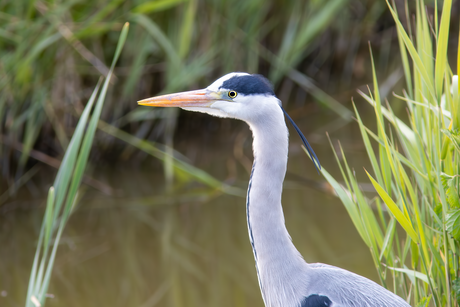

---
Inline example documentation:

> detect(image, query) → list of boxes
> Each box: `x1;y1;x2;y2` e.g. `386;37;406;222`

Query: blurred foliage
1;0;448;197
0;0;395;179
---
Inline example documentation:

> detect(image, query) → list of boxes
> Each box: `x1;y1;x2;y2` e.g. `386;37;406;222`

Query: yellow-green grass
321;1;460;306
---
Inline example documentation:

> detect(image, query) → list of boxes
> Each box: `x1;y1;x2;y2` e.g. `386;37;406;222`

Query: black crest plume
281;107;321;174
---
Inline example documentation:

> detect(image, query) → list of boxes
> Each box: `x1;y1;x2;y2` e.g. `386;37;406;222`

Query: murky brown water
1;105;380;307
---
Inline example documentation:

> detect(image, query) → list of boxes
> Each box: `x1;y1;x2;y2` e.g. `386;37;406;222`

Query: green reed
321;1;460;306
24;23;129;307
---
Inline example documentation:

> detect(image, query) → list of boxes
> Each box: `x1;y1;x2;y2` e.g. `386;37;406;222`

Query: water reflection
1;108;379;307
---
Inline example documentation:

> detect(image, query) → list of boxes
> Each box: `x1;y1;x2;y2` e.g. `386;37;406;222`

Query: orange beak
138;89;221;108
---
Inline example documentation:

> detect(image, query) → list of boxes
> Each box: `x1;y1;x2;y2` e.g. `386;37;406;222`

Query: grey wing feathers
306;264;411;307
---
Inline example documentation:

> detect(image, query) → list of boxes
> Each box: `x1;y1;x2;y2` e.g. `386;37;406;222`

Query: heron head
138;72;321;172
137;72;280;121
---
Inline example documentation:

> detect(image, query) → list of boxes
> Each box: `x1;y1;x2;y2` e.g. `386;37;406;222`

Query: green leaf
379;218;396;261
365;170;419;243
352;102;383;186
358;90;415;144
60;22;129;221
131;14;180;68
440;173;460;208
416;296;431;307
52;76;100;220
446;209;460;240
453;278;460;304
178;0;197;59
16;33;62;85
132;0;185;14
385;0;435;100
320;166;369;246
386;265;429;284
442;129;460;154
434;0;452;99
25;23;130;307
270;0;346;83
393;3;412;98
447;179;460;209
43;187;55;249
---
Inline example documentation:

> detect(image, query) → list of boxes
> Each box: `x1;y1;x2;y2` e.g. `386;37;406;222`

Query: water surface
1;105;380;307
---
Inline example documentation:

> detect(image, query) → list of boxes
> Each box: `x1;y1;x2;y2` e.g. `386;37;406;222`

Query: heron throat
245;112;308;306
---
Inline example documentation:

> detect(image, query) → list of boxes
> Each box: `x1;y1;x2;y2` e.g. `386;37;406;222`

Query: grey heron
138;72;411;307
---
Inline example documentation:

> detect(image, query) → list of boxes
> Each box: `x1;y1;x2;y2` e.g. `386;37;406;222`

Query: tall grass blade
386;266;429;284
25;23;130;307
178;0;197;59
386;0;435;100
434;0;452;100
319;167;369;245
132;0;184;14
365;170;418;243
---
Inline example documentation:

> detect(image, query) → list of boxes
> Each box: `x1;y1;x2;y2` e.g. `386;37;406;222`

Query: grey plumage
306;263;408;306
138;72;412;307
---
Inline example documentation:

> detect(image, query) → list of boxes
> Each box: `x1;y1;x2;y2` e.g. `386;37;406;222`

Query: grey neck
246;111;309;306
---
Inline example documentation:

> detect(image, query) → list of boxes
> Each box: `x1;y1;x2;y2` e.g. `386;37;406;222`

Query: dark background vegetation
2;1;460;307
0;0;458;204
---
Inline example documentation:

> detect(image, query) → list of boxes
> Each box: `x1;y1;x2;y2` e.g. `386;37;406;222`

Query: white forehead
206;72;250;91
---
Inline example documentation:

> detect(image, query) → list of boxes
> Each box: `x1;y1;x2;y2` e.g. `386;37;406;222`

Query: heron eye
228;91;238;99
